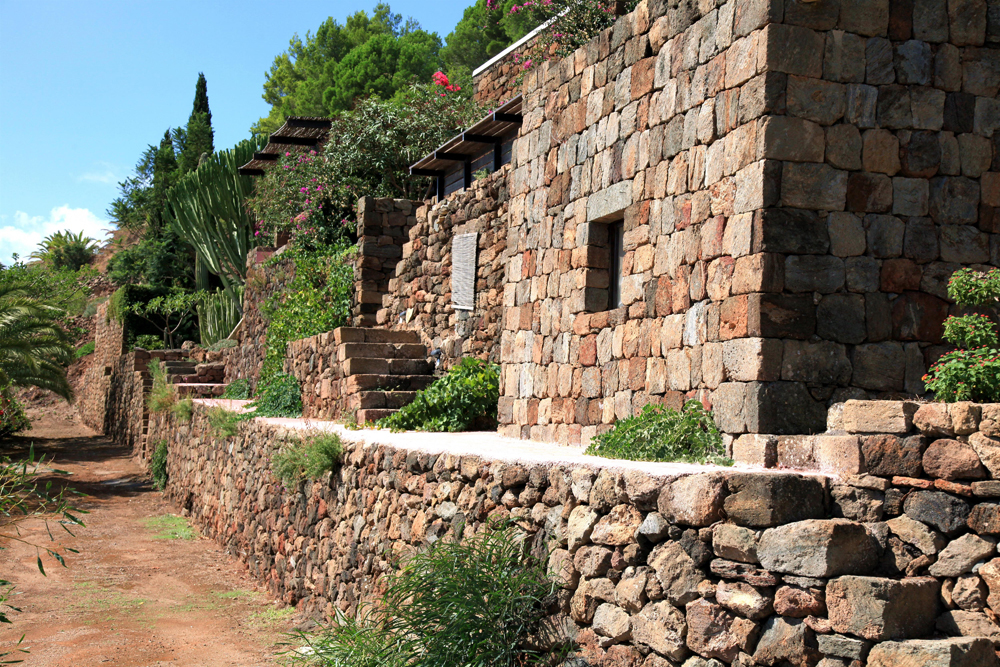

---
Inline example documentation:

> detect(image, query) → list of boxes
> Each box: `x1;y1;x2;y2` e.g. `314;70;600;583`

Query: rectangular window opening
608;221;624;311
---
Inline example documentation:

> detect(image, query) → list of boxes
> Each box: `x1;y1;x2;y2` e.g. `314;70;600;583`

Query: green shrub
207;407;242;438
0;389;31;438
924;268;1000;403
377;358;499;432
222;378;252;400
82;296;108;318
283;521;562;667
134;334;164;350
273;432;344;484
146;360;176;413
75;341;96;359
586;401;732;466
150;440;169;490
249;373;302;418
171;398;194;423
206;338;237;351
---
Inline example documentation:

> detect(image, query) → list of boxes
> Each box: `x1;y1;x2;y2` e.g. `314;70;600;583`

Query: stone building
260;0;1000;446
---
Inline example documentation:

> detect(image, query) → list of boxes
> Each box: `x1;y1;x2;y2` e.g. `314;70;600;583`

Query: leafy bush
378;358;499;432
150;440;169;490
0;280;75;399
206;338;237;351
81;296;108;319
108;283;197;349
0;389;31;438
75;341;96;359
258;244;354;387
146;360;176;413
284;520;561;667
585;401;731;466
171;398;194;423
273;432;344;484
249;373;302;418
924;268;1000;403
29;230;101;272
207;406;242;438
133;334;164;350
222;378;252;400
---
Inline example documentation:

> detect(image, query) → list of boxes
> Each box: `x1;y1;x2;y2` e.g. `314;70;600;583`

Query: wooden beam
464;159;472;189
462;132;500;144
253;152;279;161
435;150;472;162
266;136;320;146
410;168;444;177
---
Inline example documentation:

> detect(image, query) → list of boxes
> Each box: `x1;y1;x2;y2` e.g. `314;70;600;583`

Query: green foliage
74;341;95;359
165;138;264;292
0;389;31;438
29;230;101;272
0;262;93;318
177;73;215;174
251;86;481;243
197;288;243;346
440;0;515;77
207;406;242;438
108;284;197;350
0;280;75;399
126;289;202;349
925;268;1000;403
378;358;499;432
586;401;731;465
133;334;164;350
172;398;194;423
258;244;355;386
284;521;560;667
0;445;87;612
142;514;195;540
249;373;302;418
146;360;176;413
272;432;344;484
150;440;169;490
206;338;237;351
252;3;439;136
222;378;252;400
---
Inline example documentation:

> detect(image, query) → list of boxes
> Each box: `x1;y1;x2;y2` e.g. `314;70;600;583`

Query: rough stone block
758;519;879;577
828;211;867;256
758;115;825;163
850;343;906;391
722;337;783;382
867;638;999;667
758;23;824;77
928;533;997;577
827;575;939;640
780;162;848;211
658;474;725;527
784;255;845;293
814;435;866;476
753;207;831;254
630;600;687;660
687;598;758;663
713;524;760;564
922;438;987;480
842;400;915;434
904;490;971;536
722;472;827;528
732;434;778;468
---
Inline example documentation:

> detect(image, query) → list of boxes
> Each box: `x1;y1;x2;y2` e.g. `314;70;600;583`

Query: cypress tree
179;73;215;173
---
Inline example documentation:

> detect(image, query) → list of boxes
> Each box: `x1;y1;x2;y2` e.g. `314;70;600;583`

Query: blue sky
0;0;472;263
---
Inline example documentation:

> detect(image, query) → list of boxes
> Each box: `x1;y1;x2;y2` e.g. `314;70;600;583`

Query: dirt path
0;414;295;665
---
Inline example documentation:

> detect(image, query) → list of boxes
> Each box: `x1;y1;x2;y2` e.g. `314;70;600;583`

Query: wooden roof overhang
408;96;523;191
238;117;333;176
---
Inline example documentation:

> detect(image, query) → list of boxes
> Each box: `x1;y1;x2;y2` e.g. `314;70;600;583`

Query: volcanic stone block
843;400;917;434
816;293;867;344
658;474;726;527
748;294;816;339
827;576;939;640
753;208;830;254
867;638;999;667
967;504;1000;535
753;616;821;667
723;472;826;528
923;439;987;480
630;600;687;661
758;519;880;577
904;490;971;536
784;255;845;293
686;598;758;663
928;534;997;577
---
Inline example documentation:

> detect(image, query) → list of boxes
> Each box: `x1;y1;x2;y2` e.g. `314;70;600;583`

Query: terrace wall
78;302;126;433
145;398;1000;666
496;0;1000;444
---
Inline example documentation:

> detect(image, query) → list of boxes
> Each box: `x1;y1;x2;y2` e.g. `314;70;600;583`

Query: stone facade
144;398;1000;666
473;41;538;106
492;0;1000;444
353;198;420;327
376;169;512;367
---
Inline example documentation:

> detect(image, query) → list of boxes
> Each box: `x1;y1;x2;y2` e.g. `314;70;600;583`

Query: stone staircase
167;359;227;398
331;328;435;424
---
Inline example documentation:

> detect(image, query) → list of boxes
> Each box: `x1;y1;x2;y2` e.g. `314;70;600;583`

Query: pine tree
179;73;215;173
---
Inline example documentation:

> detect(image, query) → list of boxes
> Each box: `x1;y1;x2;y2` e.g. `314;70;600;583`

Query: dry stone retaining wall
145;398;1000;666
78;302;126;433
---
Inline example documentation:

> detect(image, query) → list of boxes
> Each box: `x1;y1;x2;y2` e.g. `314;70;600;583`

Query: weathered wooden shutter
451;232;478;311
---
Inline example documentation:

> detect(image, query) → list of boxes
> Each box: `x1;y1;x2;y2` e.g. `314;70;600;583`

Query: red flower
432;71;450;87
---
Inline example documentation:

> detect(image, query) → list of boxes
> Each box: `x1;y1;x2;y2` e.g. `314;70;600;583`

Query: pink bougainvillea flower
432;71;449;87
523;59;533;69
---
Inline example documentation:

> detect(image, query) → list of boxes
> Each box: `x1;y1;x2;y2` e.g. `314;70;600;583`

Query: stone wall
496;0;1000;444
78;302;126;433
353;198;420;327
146;397;1000;666
377;169;512;367
104;351;146;456
224;247;294;390
473;43;535;106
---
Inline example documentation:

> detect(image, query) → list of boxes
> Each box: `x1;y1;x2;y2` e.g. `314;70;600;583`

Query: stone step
342;357;432;377
334;327;421;345
343;374;436;393
349;391;418;410
163;361;196;371
168;374;221;384
336;342;427;362
175;383;226;397
355;408;395;424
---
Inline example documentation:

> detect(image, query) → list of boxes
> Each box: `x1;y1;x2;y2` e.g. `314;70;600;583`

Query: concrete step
342;357;432;377
334;327;421;345
355;408;395;424
336;342;427;362
343;374;436;393
349;391;418;410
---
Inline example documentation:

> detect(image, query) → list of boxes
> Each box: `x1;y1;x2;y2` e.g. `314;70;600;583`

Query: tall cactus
165;137;264;308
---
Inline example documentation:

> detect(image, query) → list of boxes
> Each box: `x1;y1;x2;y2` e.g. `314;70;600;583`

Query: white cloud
77;162;120;185
0;206;113;265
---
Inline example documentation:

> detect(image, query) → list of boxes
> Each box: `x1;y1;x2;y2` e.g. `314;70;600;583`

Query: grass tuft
272;432;343;484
